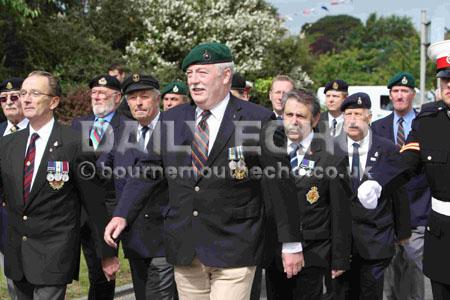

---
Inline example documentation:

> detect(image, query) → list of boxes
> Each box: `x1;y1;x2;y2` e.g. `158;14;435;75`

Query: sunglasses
0;94;20;103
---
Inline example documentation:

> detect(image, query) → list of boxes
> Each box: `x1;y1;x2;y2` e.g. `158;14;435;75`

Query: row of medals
47;172;69;190
229;159;248;180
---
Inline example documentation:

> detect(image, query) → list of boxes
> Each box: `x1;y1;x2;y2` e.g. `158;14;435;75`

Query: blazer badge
306;186;320;204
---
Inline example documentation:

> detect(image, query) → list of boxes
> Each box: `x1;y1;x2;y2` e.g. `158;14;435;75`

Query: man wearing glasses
71;75;123;300
0;77;29;300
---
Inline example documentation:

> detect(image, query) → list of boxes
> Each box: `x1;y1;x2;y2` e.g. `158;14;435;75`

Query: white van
316;86;424;122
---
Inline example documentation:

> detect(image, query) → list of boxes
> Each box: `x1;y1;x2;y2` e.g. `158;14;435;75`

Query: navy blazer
98;115;167;259
114;94;301;267
372;112;431;227
0;121;7;252
334;132;411;259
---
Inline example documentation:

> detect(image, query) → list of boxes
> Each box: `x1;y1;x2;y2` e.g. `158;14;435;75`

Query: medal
229;160;237;170
62;174;69;182
49;181;64;190
306;186;320;204
62;161;69;182
47;173;54;181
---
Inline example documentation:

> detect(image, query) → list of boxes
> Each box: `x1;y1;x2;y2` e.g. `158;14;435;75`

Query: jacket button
22;236;27;241
427;156;432;161
23;216;28;221
144;214;149;218
193;210;199;217
427;226;430;231
194;186;200;192
2;202;5;207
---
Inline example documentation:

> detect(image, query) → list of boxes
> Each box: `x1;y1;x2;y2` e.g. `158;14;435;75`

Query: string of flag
283;0;354;20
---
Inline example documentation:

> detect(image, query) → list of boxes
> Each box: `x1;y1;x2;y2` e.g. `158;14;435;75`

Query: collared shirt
26;118;55;190
287;131;314;169
282;132;315;254
4;118;29;136
328;113;344;136
393;109;415;144
94;111;115;134
195;94;230;155
273;111;283;120
347;131;371;180
137;111;160;148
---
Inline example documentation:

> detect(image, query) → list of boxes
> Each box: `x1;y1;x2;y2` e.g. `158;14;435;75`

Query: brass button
22;236;27;241
2;202;5;207
23;215;28;221
144;214;149;218
427;156;432;161
193;210;199;217
194;186;200;192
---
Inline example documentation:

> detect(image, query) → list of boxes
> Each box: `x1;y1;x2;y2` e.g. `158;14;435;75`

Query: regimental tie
10;124;19;133
331;118;337;137
90;117;106;150
138;126;150;151
289;143;303;175
351;142;361;192
191;110;211;179
23;133;39;204
396;117;405;148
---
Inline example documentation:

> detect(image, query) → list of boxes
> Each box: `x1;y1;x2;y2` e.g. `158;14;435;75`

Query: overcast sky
268;0;449;43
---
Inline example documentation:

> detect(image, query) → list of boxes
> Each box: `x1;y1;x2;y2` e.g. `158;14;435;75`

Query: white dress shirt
328;113;344;137
137;112;160;148
26;118;55;190
282;131;315;254
195;94;230;155
347;131;371;180
4;118;29;136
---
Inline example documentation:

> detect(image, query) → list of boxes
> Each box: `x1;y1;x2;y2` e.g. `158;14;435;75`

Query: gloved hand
357;180;382;209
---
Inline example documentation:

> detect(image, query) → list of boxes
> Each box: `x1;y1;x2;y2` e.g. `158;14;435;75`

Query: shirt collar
138;111;160;131
95;111;115;123
288;131;315;152
195;93;230;121
29;117;55;141
393;109;415;125
6;118;29;131
347;130;371;149
328;112;344;123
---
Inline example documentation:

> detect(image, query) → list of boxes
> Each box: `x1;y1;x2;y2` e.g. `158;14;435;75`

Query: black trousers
266;258;324;300
80;221;115;300
431;280;450;300
14;279;66;300
129;256;175;300
336;253;391;300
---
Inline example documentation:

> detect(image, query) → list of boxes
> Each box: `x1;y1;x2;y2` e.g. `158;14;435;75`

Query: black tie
352;142;361;191
331;119;337;137
139;126;149;150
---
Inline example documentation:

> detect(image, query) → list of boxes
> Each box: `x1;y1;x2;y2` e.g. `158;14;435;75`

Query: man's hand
282;252;305;279
102;256;120;281
357;180;382;209
104;217;127;248
331;269;345;279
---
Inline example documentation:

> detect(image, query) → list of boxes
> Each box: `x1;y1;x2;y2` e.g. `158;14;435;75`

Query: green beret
161;81;188;97
181;42;233;72
387;72;415;89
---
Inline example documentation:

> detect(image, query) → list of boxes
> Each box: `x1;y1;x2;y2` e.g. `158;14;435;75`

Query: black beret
231;73;246;90
324;79;348;94
89;75;121;91
340;92;371;112
387;72;415;89
0;77;24;92
122;74;159;95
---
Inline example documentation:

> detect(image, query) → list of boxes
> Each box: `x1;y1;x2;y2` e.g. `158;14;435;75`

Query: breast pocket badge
306;186;320;204
47;161;69;190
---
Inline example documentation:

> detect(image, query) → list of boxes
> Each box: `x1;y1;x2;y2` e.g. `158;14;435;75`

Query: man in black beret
71;74;124;300
230;73;250;101
318;79;348;137
332;92;411;300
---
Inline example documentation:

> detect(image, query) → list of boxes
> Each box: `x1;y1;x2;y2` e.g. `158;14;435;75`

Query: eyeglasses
19;89;54;99
90;90;120;98
0;94;20;103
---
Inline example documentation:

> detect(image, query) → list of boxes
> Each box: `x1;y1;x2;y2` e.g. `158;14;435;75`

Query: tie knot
332;118;337;126
141;126;150;135
352;142;360;149
199;110;211;122
398;117;404;124
30;132;39;143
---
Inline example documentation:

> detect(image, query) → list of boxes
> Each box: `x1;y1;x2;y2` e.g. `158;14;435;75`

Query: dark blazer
371;112;431;227
265;129;352;271
0;121;7;136
114;94;301;267
71;112;122;215
0;121;7;252
0;121;115;285
98;116;167;259
334;132;411;259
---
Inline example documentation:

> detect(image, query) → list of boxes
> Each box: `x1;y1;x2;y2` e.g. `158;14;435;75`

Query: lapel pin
53;141;59;147
370;157;376;161
49;148;53;152
374;151;379;157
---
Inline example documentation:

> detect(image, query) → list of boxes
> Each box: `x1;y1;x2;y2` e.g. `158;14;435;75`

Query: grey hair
281;89;321;116
126;88;160;101
216;62;235;75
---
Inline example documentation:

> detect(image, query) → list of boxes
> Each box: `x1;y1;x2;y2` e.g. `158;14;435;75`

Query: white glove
357;180;382;209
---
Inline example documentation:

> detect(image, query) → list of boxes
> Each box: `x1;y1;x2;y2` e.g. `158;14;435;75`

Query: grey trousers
13;280;66;300
0;252;17;300
384;226;425;300
129;256;175;300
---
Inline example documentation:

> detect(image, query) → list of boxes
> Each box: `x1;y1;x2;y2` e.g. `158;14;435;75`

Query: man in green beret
372;71;429;300
105;42;302;300
161;81;190;111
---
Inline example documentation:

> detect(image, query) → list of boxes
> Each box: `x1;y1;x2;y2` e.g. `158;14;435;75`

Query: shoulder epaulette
416;101;445;119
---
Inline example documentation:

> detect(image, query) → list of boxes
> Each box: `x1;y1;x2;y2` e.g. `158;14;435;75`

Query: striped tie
23;133;39;204
289;143;300;174
90;117;105;150
192;110;211;179
396;117;405;148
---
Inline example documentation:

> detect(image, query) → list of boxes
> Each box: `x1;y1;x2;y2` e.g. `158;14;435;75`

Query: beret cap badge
401;76;408;85
98;77;107;85
203;50;211;61
332;82;339;90
132;74;140;82
6;82;12;90
172;85;179;93
357;97;362;105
